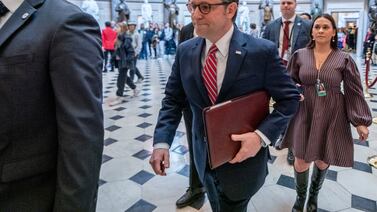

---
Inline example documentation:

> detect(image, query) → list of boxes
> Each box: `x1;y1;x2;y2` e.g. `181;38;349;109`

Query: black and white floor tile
96;57;377;212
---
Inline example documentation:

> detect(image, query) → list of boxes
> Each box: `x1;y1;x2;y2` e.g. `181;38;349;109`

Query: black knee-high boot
292;169;309;212
307;165;328;212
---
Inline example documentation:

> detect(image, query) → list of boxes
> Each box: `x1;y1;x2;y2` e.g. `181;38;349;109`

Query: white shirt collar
2;0;24;13
205;25;234;58
283;15;296;24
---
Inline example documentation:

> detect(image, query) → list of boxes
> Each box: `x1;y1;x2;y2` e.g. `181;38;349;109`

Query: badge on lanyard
316;79;326;97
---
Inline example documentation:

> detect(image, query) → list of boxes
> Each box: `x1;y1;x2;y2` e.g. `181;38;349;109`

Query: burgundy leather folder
203;91;270;169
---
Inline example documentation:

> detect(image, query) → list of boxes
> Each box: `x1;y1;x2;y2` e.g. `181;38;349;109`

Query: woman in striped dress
281;14;372;212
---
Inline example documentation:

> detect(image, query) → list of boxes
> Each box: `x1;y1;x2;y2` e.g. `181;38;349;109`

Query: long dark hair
307;13;338;50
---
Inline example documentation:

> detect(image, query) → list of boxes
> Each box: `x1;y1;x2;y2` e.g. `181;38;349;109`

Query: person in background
281;14;372;212
337;28;345;49
300;12;311;20
110;22;140;106
249;23;259;38
146;22;155;57
139;23;149;59
371;34;377;65
262;0;311;165
0;0;104;211
363;27;375;58
102;21;117;72
127;21;144;83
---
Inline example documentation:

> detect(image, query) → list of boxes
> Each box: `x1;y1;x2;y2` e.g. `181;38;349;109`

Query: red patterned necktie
281;20;291;66
202;44;218;105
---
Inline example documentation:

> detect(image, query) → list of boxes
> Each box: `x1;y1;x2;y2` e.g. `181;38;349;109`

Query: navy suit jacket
154;28;299;199
0;0;103;210
263;16;311;54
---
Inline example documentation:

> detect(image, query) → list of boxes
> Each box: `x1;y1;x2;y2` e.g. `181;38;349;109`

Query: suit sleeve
178;27;184;44
262;24;270;40
153;47;186;147
257;45;300;145
48;12;104;211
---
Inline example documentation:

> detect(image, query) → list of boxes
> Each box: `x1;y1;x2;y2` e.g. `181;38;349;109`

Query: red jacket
101;27;117;50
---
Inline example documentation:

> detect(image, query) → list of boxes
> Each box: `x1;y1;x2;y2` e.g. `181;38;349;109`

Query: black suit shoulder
39;0;99;28
179;22;194;43
297;16;312;31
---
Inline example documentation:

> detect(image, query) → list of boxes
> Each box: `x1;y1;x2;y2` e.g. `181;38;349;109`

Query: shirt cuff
255;129;271;147
153;143;170;149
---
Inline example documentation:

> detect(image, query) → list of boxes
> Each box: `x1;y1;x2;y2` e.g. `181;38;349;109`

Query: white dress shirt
279;15;296;57
155;25;271;149
0;0;23;29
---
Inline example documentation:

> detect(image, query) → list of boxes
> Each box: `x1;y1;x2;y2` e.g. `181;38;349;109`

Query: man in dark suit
175;21;206;209
263;0;311;62
262;0;311;165
0;0;104;211
150;0;300;210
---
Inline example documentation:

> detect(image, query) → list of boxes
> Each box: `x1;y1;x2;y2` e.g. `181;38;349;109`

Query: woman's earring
332;36;335;42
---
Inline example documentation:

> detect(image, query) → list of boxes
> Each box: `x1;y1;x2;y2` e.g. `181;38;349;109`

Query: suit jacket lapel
192;38;211;105
217;29;246;103
0;0;44;48
291;17;301;52
274;18;282;45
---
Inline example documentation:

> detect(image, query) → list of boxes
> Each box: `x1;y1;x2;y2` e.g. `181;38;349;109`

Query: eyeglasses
186;2;230;14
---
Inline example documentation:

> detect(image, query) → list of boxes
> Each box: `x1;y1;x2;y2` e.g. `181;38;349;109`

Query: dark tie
202;44;218;105
0;1;9;17
281;20;291;66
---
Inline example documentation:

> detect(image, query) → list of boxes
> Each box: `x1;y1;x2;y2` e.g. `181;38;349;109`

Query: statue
164;0;179;28
141;0;153;26
115;0;131;23
369;0;377;33
237;1;250;32
310;1;323;20
81;0;99;22
259;0;274;26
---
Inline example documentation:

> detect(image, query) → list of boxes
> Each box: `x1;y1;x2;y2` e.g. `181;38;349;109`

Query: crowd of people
102;21;182;63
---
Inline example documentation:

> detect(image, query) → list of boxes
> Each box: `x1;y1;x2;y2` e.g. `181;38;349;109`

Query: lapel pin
22;13;29;19
297;22;301;26
235;50;241;55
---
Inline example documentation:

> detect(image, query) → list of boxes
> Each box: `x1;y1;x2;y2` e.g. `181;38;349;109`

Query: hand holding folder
203;91;270;169
229;132;264;164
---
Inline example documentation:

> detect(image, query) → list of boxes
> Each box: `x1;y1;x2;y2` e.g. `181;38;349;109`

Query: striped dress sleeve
343;54;372;127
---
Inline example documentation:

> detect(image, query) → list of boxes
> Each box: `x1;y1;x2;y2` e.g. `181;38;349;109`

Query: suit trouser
182;106;203;190
129;56;143;81
0;171;56;212
116;67;136;97
203;167;250;212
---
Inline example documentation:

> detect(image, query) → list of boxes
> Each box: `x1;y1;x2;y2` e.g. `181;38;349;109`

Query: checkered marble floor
96;57;377;212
